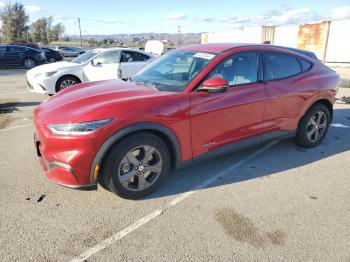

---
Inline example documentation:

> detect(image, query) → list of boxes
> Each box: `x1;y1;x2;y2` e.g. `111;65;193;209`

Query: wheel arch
55;74;82;92
89;122;183;185
303;98;334;121
297;97;334;131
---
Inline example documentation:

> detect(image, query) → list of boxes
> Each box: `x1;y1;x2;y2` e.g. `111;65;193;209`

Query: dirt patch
0;115;14;129
216;208;286;248
266;230;286;246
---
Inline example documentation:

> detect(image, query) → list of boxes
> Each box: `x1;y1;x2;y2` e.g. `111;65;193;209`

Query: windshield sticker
193;53;215;60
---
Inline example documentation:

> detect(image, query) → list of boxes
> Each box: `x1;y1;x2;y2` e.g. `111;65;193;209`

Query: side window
8;46;24;52
300;59;312;72
121;51;150;63
263;53;301;81
207;52;258;86
0;46;6;53
94;51;120;64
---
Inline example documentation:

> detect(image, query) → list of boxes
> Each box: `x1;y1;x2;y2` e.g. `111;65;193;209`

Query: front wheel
56;76;80;92
295;103;331;148
100;132;170;199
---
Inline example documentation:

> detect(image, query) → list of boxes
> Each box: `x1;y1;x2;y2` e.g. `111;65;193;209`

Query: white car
26;47;155;95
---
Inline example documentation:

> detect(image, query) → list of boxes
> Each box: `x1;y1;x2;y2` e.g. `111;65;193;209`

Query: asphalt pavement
0;69;349;262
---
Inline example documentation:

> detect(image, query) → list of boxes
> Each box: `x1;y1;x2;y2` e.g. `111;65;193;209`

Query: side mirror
91;60;101;66
199;77;228;93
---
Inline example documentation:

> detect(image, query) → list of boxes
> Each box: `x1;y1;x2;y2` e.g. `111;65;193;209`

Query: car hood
27;61;80;76
35;80;168;124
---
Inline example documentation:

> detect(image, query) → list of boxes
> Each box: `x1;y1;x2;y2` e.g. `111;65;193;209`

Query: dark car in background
55;46;85;57
42;47;63;63
0;45;46;69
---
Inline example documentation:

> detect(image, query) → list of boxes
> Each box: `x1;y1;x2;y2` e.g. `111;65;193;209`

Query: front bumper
26;74;57;95
33;124;98;190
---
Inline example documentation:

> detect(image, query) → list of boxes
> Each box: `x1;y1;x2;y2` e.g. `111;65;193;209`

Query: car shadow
0;68;28;76
142;108;350;200
0;101;41;114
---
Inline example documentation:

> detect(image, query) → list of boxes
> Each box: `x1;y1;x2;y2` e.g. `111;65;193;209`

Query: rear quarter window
300;59;312;72
263;52;302;81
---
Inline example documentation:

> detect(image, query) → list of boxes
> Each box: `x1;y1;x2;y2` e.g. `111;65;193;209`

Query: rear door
83;50;120;81
190;51;267;157
119;51;151;79
0;46;7;65
261;52;306;133
5;46;24;65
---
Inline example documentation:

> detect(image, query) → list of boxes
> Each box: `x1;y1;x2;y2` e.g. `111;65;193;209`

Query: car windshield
71;50;100;64
131;50;216;92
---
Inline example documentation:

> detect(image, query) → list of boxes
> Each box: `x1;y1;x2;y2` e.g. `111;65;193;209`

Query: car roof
179;43;318;59
93;47;155;56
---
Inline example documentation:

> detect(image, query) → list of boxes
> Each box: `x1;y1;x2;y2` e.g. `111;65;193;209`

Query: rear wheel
56;76;80;92
23;58;36;69
100;132;170;199
295;103;330;148
49;57;56;63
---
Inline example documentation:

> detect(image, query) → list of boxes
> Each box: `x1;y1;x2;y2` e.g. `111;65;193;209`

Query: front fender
89;121;184;185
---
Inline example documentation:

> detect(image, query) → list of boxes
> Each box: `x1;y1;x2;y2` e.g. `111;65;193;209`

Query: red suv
34;43;340;199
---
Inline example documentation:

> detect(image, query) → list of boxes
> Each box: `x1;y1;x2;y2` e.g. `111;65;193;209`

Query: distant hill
67;33;202;47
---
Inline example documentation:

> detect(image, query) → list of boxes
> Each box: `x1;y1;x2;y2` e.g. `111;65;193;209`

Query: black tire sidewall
56;76;79;92
101;132;170;199
296;103;331;148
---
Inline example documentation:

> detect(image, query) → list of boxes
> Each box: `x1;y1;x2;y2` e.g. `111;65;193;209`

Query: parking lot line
71;140;279;262
0;124;33;133
0;92;32;96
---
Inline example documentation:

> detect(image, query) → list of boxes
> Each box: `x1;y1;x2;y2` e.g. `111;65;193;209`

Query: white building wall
274;26;298;47
204;27;262;44
326;20;350;63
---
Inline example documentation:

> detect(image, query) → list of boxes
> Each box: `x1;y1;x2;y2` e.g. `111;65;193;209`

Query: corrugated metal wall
261;26;275;44
201;19;349;63
297;22;330;62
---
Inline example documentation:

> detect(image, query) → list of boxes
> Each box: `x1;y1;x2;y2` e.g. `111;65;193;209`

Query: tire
100;132;170;199
295;103;331;148
49;58;56;63
23;58;36;69
56;76;80;92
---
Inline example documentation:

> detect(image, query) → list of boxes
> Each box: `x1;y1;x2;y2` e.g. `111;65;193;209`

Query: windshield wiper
134;81;158;90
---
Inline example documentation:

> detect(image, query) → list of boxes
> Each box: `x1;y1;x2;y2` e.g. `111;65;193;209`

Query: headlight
47;119;113;135
35;71;58;77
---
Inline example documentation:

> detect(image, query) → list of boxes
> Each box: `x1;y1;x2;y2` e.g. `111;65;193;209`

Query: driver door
190;52;267;157
83;50;120;82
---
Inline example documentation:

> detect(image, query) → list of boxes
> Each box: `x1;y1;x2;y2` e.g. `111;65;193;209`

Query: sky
1;0;350;35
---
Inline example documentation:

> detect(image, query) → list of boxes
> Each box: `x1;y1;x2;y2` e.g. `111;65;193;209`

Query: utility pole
177;25;181;47
78;18;82;46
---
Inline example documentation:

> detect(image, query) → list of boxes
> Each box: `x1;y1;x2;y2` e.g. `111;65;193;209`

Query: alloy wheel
306;111;327;143
24;59;35;69
60;79;76;89
118;145;163;192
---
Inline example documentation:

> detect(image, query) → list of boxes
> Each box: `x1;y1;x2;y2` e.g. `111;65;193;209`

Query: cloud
193;16;215;22
164;12;187;20
331;6;350;19
0;1;6;8
25;4;42;13
98;18;119;24
216;8;328;27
